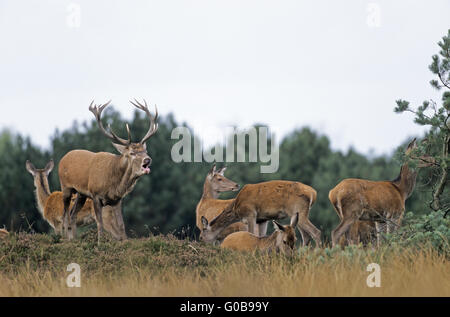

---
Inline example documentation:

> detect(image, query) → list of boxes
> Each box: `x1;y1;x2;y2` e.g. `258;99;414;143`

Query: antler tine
129;98;159;144
89;100;130;146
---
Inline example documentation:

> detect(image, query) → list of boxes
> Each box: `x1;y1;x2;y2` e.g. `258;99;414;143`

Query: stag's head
272;212;298;255
89;99;159;177
25;159;54;186
206;164;240;195
405;138;436;168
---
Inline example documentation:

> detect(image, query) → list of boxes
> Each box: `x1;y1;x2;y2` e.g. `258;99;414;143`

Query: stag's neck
201;179;219;200
392;164;418;200
34;175;51;216
114;156;139;199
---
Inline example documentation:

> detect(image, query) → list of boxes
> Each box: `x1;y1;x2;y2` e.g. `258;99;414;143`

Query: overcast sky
0;0;449;156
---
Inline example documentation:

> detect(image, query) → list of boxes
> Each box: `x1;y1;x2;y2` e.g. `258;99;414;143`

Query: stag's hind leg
298;218;321;247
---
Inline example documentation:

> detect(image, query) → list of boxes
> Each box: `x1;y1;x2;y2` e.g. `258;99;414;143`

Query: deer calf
221;213;299;255
329;139;433;247
26;160;125;240
195;165;248;242
200;179;321;247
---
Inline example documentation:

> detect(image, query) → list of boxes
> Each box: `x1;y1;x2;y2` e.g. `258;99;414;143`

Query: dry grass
0;231;448;297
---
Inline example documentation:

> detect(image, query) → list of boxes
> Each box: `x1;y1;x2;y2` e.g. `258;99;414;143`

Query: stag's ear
201;216;209;229
217;166;227;175
273;221;285;232
209;164;217;175
25;160;36;176
290;212;299;228
44;160;54;176
112;143;128;154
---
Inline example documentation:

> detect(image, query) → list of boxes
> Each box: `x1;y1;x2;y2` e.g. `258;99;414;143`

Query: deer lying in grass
0;228;8;239
221;213;299;255
26;160;125;240
329;139;434;247
200;179;321;247
195;165;247;242
59;99;158;243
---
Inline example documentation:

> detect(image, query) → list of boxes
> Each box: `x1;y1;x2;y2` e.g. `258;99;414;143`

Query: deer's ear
217;166;227;175
25;160;36;176
273;221;285;232
112;143;128;154
44;160;54;176
201;216;209;229
209;164;217;175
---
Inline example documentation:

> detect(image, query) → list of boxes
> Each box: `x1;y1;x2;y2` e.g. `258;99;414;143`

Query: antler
89;100;131;146
129;98;159;144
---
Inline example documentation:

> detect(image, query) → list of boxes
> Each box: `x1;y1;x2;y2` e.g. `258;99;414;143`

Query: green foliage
394;29;450;214
386;211;450;256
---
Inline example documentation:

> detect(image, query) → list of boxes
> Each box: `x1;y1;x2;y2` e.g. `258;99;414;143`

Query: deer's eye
218;178;222;181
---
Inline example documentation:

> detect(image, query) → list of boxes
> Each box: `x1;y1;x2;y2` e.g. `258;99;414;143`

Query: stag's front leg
93;198;105;245
69;194;87;240
62;188;73;239
113;201;127;240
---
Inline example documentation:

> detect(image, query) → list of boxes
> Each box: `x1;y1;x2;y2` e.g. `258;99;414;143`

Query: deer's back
0;228;8;239
221;231;261;251
59;150;119;195
330;178;405;214
234;180;316;216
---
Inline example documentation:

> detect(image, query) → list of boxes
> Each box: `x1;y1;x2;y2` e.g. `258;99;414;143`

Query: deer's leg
331;217;355;248
62;188;73;239
113;201;127;240
297;227;311;247
299;218;322;248
258;221;268;237
92;198;104;245
69;194;87;240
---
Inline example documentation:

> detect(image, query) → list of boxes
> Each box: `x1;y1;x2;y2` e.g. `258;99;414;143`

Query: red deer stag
200;180;321;247
195;164;247;243
26;160;125;239
59;99;158;243
329;139;434;247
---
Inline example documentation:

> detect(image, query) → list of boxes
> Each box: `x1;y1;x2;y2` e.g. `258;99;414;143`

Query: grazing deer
329;139;433;247
26;160;125;240
59;99;158;243
200;179;321;247
196;165;247;243
0;228;8;239
220;213;299;255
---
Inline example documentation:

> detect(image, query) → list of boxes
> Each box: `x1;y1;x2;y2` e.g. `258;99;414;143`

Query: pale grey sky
0;0;449;155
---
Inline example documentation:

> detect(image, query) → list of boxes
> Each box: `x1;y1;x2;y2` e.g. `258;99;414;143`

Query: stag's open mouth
141;161;151;174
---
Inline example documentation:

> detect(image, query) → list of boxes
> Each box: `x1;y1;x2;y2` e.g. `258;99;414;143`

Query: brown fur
0;228;8;239
221;213;299;255
329;139;431;247
201;180;321;247
26;160;124;239
195;165;248;243
59;100;157;243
